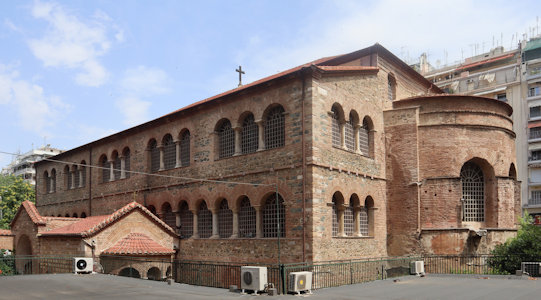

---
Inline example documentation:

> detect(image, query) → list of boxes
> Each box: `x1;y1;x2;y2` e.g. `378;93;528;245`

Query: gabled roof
40;202;176;237
101;232;174;256
37;43;441;163
10;201;46;227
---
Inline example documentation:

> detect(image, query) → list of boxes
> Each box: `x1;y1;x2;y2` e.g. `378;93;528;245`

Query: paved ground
1;273;541;299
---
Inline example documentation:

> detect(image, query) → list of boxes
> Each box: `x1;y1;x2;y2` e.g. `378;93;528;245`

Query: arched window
179;201;193;238
161;202;176;230
218;120;235;158
359;117;372;157
73;165;79;188
64;166;71;189
147;205;157;216
149;139;159;173
238;196;256;238
80;161;86;187
331;105;341;148
332;193;339;237
163;134;176;169
241;114;258;154
50;169;56;192
218;199;233;238
264;106;285;149
198;201;212;238
101;155;110;183
81;212;87;218
180;131;190;167
72;213;78;218
44;171;49;193
262;193;285;238
112;151;121;180
344;201;354;237
123;148;131;178
360;196;373;237
65;213;70;217
461;162;484;222
388;74;396;100
345;119;355;151
509;163;517;179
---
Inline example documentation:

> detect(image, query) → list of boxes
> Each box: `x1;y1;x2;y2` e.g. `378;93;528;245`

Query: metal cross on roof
236;65;245;87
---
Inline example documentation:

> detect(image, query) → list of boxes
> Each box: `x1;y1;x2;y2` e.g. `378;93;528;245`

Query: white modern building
1;145;63;185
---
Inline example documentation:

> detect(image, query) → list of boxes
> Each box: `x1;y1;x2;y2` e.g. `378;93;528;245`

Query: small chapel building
4;43;521;265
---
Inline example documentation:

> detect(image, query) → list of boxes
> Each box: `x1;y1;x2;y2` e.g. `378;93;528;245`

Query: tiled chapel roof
10;201;46;227
40;202;176;237
101;233;174;256
0;229;13;236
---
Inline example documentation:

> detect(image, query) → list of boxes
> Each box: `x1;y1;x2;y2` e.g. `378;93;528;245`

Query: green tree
488;213;541;274
0;175;35;229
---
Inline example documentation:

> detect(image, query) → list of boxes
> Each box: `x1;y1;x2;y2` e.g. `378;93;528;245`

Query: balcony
435;65;518;95
527;66;541;81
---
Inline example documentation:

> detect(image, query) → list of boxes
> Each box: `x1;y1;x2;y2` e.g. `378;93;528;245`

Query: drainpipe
301;69;307;262
416;109;421;236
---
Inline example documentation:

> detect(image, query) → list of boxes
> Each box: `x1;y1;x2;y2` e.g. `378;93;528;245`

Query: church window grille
461;162;485;222
331;107;341;147
73;166;79;188
359;119;370;156
264;106;285;149
219;120;235;158
113;154;121;180
359;207;368;236
66;167;72;189
101;156;110;182
80;165;86;187
123;149;131;178
218;200;233;238
180;131;190;167
51;169;56;192
344;202;354;236
332;195;338;237
262;193;285;238
163;134;176;169
149;140;160;173
81;212;87;218
162;203;176;230
239;197;256;238
241;114;258;154
179;202;193;238
345;119;355;151
198;202;212;238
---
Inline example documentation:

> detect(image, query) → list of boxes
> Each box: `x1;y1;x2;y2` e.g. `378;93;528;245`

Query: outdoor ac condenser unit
73;257;93;274
410;261;425;275
240;266;267;292
288;271;312;294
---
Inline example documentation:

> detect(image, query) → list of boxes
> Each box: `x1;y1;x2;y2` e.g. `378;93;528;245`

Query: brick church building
5;44;520;269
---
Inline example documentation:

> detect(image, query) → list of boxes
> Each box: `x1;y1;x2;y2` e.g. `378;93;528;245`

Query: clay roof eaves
10;201;46;227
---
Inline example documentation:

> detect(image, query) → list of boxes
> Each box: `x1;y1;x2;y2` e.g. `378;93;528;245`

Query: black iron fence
2;254;541;294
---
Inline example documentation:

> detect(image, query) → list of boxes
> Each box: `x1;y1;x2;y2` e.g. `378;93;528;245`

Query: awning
456;53;515;71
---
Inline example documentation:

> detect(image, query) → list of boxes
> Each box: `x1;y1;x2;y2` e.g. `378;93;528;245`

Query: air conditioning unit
240;266;267;293
288;271;312;294
410;261;425;275
73;257;93;274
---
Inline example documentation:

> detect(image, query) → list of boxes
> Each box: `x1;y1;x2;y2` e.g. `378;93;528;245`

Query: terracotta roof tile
102;233;174;256
10;201;46;227
40;202;176;237
0;229;13;236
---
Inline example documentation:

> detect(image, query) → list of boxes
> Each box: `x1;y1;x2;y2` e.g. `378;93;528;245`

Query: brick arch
237;111;256;128
330;103;346;123
214;118;232;132
253;182;291;207
229;184;259;210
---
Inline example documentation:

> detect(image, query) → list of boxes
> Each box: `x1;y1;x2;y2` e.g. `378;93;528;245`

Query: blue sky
1;0;540;167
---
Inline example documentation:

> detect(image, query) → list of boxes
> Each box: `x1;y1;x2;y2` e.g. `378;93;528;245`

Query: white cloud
116;97;151;127
0;64;71;135
27;0;122;87
120;66;170;97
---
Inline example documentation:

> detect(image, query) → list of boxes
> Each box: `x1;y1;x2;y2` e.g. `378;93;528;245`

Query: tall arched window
218;199;233;238
241;114;258;154
180;130;190;167
44;171;49;193
179;201;193;238
163;134;176;169
331;105;341;148
262;193;285;238
218;120;235;158
388;74;396;100
101;155;110;183
149;139;159;173
345;119;355;151
50;169;56;192
64;166;71;189
123;148;131;178
359;117;372;157
80;161;86;187
81;212;87;218
147;205;157;216
264;106;285;149
161;202;176;230
73;165;79;188
332;194;339;237
113;151;121;180
344;201;354;236
198;201;212;238
238;196;256;238
461;162;484;222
